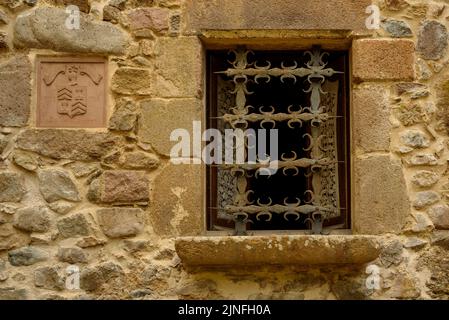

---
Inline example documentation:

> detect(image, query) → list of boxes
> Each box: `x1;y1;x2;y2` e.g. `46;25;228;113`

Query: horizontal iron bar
220;112;330;123
216;67;343;79
215;158;336;170
224;204;337;215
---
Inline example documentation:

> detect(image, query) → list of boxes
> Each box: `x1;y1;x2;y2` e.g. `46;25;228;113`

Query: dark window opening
206;48;350;234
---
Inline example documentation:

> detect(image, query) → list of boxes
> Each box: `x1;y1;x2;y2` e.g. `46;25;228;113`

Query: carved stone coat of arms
37;57;107;128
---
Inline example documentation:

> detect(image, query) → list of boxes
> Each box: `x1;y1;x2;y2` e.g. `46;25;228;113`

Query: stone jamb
350;38;415;235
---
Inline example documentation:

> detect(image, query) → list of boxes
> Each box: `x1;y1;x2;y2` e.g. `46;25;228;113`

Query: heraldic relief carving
37;58;107;128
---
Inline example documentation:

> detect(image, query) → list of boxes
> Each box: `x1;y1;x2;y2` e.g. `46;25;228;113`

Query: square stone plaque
36;57;107;128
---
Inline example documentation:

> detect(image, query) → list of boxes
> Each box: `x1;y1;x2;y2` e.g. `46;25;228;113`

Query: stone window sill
175;235;380;267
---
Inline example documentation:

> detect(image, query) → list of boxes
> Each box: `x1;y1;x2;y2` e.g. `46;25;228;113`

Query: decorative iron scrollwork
216;46;343;235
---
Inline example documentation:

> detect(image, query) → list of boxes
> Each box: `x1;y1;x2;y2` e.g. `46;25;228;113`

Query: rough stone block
13;150;39;172
57;213;91;238
55;0;90;13
429;205;449;230
76;236;106;248
352;39;415;81
80;261;124;291
38;169;80;203
57;247;88;263
0;172;26;203
8;246;49;266
0;31;8;50
97;208;145;238
0;9;9;25
120;152;159;170
34;266;64;291
417;20;448;60
103;5;121;24
128;8;170;34
413;191;440;210
0;224;29;251
382;19;413;38
16;129;123;161
353;155;410;234
412;171;440;188
13;206;51;233
108;98;138;131
14;7;128;54
0;135;8;154
158;0;180;8
0;288;28;300
89;171;149;205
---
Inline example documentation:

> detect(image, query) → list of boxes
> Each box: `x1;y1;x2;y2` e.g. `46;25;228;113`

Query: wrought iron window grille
206;46;350;236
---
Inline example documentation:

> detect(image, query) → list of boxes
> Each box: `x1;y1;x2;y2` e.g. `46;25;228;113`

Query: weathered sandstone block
138;98;202;156
353;85;391;153
184;0;372;32
0;55;31;127
353;155;410;234
175;235;381;266
151;163;203;236
111;68;152;95
152;37;202;98
353;39;415;81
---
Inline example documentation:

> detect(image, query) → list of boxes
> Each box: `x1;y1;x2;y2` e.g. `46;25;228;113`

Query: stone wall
0;0;448;300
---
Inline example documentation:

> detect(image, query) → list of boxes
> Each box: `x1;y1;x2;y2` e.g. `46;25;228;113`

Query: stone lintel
199;30;357;50
184;0;373;33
